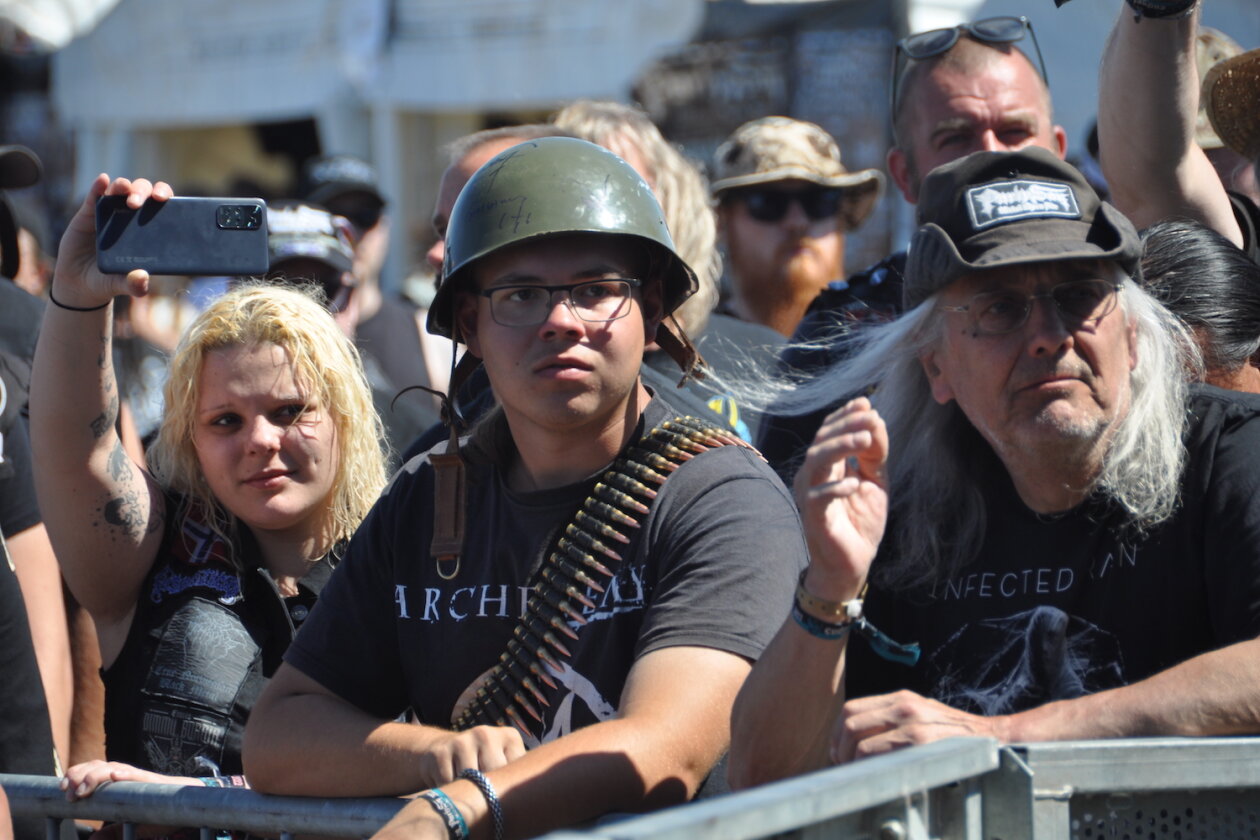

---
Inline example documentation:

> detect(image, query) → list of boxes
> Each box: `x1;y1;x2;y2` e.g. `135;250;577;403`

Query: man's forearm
729;618;849;789
244;691;458;797
1006;637;1260;742
420;711;721;840
1097;3;1241;240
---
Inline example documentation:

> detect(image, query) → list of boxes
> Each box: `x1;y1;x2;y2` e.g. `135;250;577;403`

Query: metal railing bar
1013;736;1260;793
535;737;1000;840
0;776;406;837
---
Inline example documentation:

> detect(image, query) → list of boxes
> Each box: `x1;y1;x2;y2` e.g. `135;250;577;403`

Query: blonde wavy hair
147;283;388;556
553;99;722;335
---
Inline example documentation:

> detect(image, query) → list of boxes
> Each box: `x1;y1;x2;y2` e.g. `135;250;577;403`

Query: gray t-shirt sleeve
633;444;808;662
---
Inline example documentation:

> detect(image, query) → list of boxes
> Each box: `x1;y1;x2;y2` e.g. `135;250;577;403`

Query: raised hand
52;175;173;309
793;396;890;601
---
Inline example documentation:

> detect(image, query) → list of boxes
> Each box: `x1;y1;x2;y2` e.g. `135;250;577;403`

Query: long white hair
757;268;1201;589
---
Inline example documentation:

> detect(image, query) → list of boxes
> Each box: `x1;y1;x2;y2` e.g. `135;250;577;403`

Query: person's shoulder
795;252;907;340
0;282;44;362
1228;191;1260;263
698;312;784;347
1184;384;1260;459
640;399;788;489
1188;383;1260;422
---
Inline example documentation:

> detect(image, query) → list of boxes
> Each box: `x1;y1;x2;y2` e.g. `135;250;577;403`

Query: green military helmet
427;136;699;340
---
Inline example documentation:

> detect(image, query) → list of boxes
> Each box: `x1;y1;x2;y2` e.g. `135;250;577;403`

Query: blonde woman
30;176;387;793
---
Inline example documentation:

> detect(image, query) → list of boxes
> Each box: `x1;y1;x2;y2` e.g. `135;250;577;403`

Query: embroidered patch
965;181;1081;231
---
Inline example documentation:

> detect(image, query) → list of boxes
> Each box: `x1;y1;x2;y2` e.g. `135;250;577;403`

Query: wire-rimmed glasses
939;279;1122;336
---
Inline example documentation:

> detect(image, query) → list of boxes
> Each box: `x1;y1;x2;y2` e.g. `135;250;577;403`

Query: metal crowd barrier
0;775;406;839
5;737;1260;840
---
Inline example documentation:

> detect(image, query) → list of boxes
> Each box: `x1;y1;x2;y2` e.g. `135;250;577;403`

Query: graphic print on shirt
924;606;1126;715
149;516;242;606
918;536;1143;715
433;559;649;744
140;598;260;774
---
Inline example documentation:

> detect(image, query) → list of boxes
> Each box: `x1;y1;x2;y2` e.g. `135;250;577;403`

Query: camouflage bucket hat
711;116;885;228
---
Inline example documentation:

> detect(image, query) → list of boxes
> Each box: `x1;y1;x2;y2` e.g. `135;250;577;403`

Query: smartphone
96;195;269;276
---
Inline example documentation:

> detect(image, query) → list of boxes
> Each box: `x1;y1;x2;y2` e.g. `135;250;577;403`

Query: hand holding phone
50;175;174;310
95;195;269;277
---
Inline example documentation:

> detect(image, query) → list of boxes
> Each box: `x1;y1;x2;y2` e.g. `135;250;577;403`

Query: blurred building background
0;0;1255;296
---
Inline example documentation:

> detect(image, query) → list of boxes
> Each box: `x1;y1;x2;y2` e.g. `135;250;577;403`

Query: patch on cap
965;181;1081;231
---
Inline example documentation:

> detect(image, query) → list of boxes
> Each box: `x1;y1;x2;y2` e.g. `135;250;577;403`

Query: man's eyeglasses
939;279;1121;336
480;278;641;328
889;16;1049;114
733;188;844;224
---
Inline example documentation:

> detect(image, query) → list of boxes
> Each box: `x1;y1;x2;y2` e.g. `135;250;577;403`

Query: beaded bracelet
48;287;111;312
460;768;504;840
419;789;469;840
791;600;856;641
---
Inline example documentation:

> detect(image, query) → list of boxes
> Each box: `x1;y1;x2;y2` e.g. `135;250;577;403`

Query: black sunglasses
889;16;1049;114
733;188;845;224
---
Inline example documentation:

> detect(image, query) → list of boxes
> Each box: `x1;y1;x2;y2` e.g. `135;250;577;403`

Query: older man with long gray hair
729;147;1260;788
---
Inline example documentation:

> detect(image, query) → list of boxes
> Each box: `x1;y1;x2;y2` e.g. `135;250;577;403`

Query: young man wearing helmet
244;138;806;839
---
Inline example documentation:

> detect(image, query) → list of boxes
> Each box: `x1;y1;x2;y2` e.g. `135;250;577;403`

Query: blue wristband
419;789;469;840
791;601;855;640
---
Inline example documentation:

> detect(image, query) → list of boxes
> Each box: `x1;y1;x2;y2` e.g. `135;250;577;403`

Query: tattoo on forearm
107;441;130;483
89;391;119;439
97;335;110;370
102;491;147;542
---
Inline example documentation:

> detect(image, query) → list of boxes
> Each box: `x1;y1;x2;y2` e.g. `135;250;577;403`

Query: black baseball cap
299;154;385;210
0;146;40;190
904;147;1141;308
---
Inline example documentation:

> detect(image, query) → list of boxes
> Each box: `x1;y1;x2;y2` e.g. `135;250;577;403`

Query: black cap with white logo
903;147;1141;308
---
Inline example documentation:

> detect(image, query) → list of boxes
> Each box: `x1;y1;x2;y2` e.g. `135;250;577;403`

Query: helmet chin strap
427;322;483;580
655;315;708;386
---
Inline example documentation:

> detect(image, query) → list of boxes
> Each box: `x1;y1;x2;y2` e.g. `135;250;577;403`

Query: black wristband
418;789;469;840
48;287;111;312
459;769;504;840
1125;0;1197;19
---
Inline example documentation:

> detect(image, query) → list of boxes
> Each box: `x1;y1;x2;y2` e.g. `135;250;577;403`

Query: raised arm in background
29;175;172;667
1098;2;1242;244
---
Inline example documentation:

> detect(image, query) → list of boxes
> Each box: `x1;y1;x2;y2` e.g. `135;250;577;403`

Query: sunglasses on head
733;187;845;224
889;16;1049;114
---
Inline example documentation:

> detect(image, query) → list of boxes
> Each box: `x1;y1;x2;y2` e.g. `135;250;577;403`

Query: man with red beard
713;117;883;338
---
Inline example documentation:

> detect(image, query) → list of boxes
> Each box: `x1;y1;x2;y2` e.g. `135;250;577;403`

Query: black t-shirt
0;426;57;840
286;395;807;747
847;386;1260;714
756;253;906;483
0;543;61;840
0;281;43;364
1230;191;1259;265
0;352;38;538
